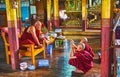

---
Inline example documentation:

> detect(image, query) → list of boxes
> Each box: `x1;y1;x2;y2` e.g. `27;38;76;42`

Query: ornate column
82;0;87;31
47;0;52;31
53;0;59;28
5;0;20;70
101;0;112;77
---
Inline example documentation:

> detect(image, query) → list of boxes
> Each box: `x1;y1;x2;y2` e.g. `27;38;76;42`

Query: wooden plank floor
0;36;101;77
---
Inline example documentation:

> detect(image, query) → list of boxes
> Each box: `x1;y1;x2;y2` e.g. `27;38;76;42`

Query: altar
60;0;82;28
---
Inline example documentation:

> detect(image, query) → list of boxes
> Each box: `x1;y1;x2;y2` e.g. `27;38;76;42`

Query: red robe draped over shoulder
84;42;94;57
68;50;93;73
19;27;40;46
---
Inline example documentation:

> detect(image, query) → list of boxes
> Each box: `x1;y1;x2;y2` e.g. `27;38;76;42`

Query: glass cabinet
113;16;120;77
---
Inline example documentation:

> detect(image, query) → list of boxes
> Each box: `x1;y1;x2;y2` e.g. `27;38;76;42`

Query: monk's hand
38;44;42;47
70;40;75;47
70;39;74;44
70;39;73;45
35;44;42;49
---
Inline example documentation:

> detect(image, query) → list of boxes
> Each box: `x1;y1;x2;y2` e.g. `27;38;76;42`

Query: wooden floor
0;34;101;77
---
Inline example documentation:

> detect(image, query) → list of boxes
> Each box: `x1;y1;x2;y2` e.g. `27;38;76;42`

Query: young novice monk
68;41;94;73
80;37;94;57
70;37;94;57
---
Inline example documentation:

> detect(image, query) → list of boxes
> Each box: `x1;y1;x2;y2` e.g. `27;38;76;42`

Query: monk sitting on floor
80;37;94;57
68;41;94;73
71;37;94;57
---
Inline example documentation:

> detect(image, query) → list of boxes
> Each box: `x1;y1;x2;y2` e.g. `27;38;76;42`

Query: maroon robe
84;42;94;57
68;50;93;73
19;27;41;46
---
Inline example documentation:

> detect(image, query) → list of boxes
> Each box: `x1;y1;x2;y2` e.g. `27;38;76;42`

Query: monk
80;37;94;57
19;20;44;48
69;42;94;73
70;37;94;57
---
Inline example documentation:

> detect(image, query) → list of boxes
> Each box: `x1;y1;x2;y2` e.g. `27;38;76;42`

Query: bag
38;59;49;67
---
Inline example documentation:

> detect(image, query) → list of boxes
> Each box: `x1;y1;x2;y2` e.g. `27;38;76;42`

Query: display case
113;15;120;77
54;29;67;49
55;38;67;49
61;0;82;28
87;0;101;29
116;47;120;77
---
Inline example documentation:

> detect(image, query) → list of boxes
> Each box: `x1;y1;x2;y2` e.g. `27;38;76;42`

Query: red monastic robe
19;27;40;46
68;50;94;73
84;42;94;57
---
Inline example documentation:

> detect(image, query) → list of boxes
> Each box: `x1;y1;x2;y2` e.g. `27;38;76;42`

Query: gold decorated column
53;0;59;28
82;0;87;31
47;0;52;31
101;0;113;77
5;0;20;70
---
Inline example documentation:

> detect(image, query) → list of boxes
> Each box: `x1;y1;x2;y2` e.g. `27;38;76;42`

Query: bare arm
70;39;77;49
69;49;76;59
29;26;42;46
69;39;77;59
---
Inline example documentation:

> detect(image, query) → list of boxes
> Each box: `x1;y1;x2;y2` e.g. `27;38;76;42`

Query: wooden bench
1;31;46;66
1;31;10;64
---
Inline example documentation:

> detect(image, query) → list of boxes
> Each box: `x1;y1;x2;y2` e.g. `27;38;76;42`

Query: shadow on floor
71;71;84;77
0;38;101;77
94;58;101;64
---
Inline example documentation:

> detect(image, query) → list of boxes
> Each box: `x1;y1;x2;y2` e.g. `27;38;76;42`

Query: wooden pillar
111;0;116;77
47;0;52;31
17;0;22;35
53;0;59;28
5;0;20;70
101;0;112;77
82;0;87;31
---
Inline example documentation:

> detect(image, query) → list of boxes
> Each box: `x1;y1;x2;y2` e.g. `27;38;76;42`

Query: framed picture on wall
87;0;101;29
30;5;36;14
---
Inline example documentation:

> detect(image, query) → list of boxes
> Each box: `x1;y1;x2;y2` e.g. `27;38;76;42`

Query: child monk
80;37;94;57
68;41;94;73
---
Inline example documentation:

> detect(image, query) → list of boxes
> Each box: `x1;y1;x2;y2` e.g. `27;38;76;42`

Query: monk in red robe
69;42;94;73
70;37;94;57
80;37;94;57
19;21;44;48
